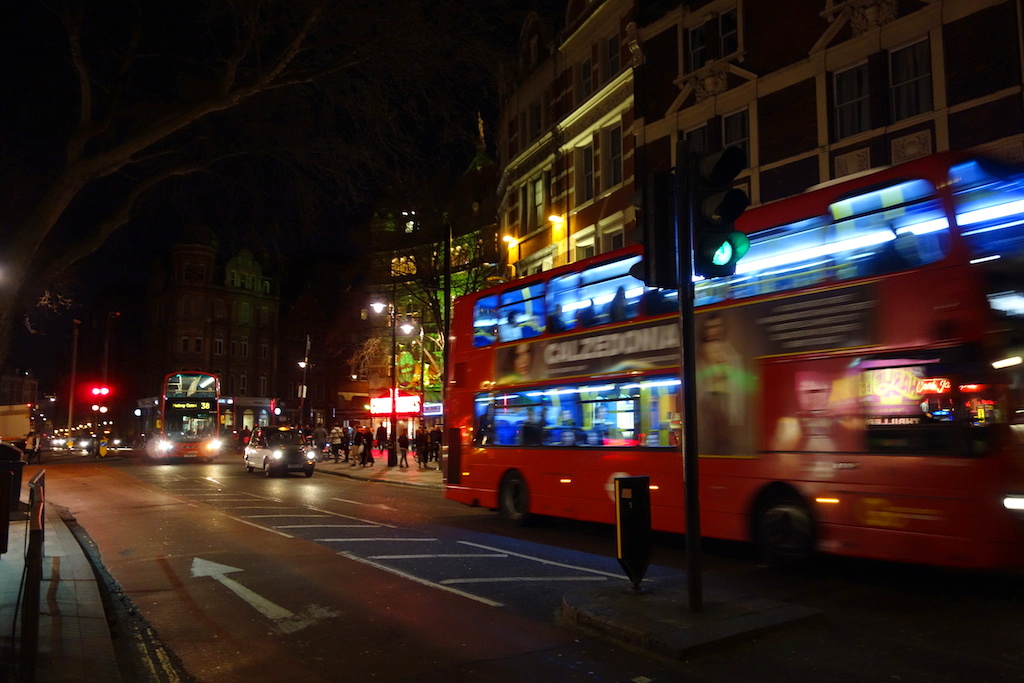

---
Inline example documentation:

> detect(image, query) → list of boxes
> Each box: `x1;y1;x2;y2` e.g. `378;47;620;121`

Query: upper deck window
949;160;1024;262
696;178;948;306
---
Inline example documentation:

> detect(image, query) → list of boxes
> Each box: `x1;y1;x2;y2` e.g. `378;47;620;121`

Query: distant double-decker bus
150;371;224;461
445;151;1024;569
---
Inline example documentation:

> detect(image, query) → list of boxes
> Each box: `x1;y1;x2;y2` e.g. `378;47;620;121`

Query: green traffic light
712;242;733;266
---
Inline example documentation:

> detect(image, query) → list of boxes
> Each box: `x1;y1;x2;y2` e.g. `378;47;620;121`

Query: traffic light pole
676;139;703;613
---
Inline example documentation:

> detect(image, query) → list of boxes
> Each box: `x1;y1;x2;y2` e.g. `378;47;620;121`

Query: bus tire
755;490;815;564
498;471;531;525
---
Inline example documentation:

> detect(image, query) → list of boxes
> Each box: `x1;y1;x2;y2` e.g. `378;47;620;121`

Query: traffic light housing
689;146;750;278
630;170;679;289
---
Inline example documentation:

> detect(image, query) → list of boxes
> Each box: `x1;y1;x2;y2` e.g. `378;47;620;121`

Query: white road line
315;537;438;543
331;497;397;511
458;541;625;579
225;515;294;538
274;528;378;532
441;576;608;585
339;552;503;608
367;553;508;560
306;509;395;528
245;514;332;518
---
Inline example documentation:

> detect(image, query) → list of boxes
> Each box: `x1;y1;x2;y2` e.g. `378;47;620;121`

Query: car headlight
305;449;317;461
1003;494;1024;512
205;439;222;451
158;440;173;452
272;450;283;460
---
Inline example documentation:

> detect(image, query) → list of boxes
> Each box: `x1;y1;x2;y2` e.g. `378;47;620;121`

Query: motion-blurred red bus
149;371;225;462
444;151;1024;569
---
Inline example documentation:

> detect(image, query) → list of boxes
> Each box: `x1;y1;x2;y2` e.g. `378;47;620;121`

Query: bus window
473;295;498;347
950;160;1024;261
498;283;546;342
547;272;581;332
472;378;677;449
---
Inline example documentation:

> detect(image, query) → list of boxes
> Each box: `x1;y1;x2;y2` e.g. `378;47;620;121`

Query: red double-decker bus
149;371;225;462
445;151;1024;569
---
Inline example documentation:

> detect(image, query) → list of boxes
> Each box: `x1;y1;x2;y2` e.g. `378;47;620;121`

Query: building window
260;341;268;360
230;271;238;287
197;265;206;283
891;39;932;122
259;375;268;396
608;231;625;251
262;280;270;294
183;264;192;282
214;336;224;356
532;176;545;230
240;336;249;358
239;372;247;395
580;58;593;100
576;243;596;261
835;63;871;139
719;8;738;58
689;23;707;71
686;125;708;154
530;101;542;140
180;335;189;353
215;300;225;319
604;125;623;190
606;34;620;78
723;109;749;166
239;302;250;324
688;8;738;72
577;144;595;205
194;337;203;354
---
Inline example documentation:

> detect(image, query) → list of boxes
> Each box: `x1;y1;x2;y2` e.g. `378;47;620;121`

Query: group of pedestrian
288;421;442;469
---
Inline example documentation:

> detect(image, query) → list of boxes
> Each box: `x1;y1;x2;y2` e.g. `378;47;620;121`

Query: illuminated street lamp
371;299;399;467
298;334;311;427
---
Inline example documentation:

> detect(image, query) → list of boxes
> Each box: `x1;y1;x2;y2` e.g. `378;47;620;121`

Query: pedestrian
341;426;351;462
329;424;344;463
313;422;328;461
375;423;388;455
24;430;39;464
429;425;443;464
415;428;429;469
397;431;409;468
362;427;375;466
351;428;364;467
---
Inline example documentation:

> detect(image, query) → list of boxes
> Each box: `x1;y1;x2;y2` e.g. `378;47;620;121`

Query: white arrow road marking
189;557;336;633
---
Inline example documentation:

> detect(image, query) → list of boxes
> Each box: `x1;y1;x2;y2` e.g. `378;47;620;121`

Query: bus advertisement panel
149;371;224;461
445;152;1024;569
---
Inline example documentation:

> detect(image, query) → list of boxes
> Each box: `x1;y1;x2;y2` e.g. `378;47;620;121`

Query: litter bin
0;443;26;512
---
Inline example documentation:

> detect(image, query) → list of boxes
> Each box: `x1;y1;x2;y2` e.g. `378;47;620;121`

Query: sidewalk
0;501;120;682
1;455;818;680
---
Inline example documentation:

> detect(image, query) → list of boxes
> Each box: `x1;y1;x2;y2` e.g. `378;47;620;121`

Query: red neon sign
916;377;951;394
369;390;422;416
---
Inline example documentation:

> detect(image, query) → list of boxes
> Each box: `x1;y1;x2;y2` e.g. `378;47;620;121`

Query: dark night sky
4;1;568;393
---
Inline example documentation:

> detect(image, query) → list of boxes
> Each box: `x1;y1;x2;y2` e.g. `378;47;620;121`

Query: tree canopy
0;0;526;374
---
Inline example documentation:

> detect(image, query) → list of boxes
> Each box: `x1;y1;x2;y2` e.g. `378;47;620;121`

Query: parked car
243;426;316;477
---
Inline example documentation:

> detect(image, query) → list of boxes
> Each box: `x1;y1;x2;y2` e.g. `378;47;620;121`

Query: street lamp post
371;300;399;467
298;334;310;427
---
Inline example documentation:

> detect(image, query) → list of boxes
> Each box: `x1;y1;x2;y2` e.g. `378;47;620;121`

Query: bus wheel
755;493;815;564
498;471;530;525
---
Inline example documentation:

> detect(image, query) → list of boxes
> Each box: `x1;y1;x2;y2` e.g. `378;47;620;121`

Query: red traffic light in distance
91;386;111;397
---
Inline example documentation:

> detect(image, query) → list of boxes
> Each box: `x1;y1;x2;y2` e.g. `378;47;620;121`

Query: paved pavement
1;452;819;681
